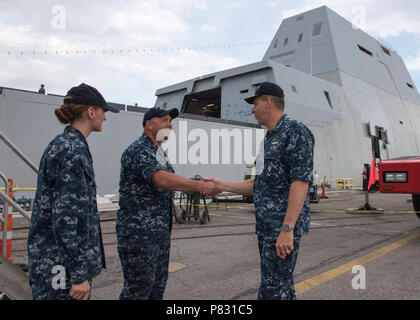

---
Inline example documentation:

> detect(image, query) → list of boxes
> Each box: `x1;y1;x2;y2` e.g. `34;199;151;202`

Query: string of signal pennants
2;41;271;56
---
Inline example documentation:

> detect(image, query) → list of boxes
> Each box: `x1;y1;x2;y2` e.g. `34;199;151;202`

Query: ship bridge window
182;87;221;118
283;37;289;47
358;45;373;57
407;83;414;89
381;46;391;56
312;23;322;36
298;33;303;43
291;85;297;93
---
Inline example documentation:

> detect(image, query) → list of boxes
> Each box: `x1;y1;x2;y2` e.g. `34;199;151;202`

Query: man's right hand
70;280;90;300
200;181;221;197
202;177;254;196
202;177;221;185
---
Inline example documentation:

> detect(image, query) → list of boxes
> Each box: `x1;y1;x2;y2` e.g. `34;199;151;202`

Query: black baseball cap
245;82;284;104
142;106;179;127
63;83;120;113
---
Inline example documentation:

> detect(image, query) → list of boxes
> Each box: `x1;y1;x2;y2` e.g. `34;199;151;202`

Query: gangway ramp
0;254;32;300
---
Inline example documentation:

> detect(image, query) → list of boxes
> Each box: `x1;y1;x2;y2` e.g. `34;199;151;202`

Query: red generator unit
379;156;420;218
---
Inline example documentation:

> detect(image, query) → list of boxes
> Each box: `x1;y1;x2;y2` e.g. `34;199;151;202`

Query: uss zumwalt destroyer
1;5;420;195
153;5;420;185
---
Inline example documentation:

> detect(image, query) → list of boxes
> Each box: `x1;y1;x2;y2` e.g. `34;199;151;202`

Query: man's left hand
275;231;294;260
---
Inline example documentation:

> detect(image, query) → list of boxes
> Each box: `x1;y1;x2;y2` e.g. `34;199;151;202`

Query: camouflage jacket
254;114;315;237
28;126;105;288
116;133;174;252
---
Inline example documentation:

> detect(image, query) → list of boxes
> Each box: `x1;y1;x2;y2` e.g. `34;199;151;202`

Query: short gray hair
262;95;285;110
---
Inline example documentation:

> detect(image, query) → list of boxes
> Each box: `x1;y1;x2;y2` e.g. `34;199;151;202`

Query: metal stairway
0;253;32;300
0;130;36;299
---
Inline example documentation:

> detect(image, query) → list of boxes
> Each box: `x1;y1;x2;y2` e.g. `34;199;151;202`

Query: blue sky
1;0;419;107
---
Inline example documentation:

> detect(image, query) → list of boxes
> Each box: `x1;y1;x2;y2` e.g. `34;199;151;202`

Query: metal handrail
0;130;39;174
0;172;9;257
0;131;37;259
0;172;7;217
0;190;31;222
0;131;35;299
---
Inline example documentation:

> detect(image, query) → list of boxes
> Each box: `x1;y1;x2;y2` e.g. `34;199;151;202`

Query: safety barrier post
335;178;355;190
1;196;7;258
0;179;14;261
321;176;328;199
7;178;14;261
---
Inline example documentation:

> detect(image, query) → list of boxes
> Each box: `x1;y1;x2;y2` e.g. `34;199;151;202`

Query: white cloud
0;24;40;49
158;0;208;11
406;50;420;71
0;0;240;106
100;49;241;93
200;24;215;33
107;2;189;45
0;44;241;106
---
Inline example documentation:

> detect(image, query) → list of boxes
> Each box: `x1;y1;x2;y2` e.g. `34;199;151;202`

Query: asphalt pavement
9;189;420;300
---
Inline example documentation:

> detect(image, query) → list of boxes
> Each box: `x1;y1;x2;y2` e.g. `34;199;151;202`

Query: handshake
198;177;224;197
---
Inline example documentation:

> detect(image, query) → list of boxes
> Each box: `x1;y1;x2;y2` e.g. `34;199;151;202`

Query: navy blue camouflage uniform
27;126;106;300
254;114;314;300
116;133;174;300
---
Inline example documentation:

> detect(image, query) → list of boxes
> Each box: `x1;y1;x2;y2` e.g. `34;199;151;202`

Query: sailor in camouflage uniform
116;107;220;300
204;82;314;300
27;83;119;300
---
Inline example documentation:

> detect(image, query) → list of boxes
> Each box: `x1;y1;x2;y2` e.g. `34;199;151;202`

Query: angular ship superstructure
154;5;420;183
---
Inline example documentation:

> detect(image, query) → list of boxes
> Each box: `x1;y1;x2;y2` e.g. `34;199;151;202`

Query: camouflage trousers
118;234;171;300
257;234;302;300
